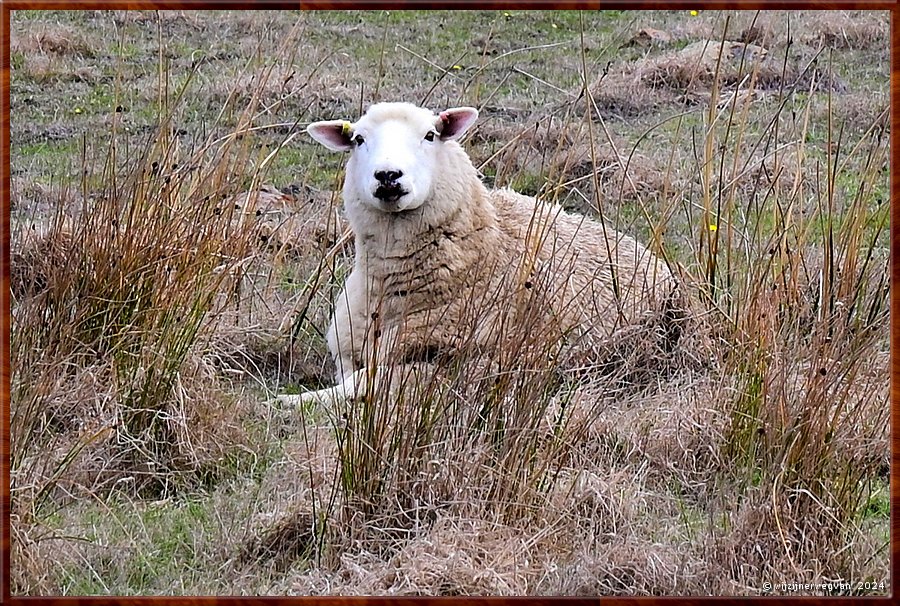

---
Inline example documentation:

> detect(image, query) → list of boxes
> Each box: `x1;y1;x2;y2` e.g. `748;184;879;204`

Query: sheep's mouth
374;184;407;203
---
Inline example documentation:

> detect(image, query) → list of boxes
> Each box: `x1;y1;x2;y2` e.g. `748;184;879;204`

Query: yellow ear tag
341;121;351;136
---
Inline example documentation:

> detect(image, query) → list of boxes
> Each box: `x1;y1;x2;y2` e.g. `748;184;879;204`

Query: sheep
278;102;685;407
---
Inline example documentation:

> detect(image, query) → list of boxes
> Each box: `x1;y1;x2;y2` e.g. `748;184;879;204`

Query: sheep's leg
275;368;367;409
275;359;441;411
327;274;369;382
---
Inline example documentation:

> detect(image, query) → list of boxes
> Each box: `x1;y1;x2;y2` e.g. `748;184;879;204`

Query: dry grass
9;9;889;597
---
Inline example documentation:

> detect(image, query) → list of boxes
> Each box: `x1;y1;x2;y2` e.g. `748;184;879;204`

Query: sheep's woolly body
295;102;683;404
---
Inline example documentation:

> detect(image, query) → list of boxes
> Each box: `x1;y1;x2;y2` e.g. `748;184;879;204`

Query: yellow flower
73;107;83;114
451;65;462;70
690;10;700;17
708;224;717;232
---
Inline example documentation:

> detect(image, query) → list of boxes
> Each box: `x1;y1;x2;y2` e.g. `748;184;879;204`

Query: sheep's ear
307;120;354;152
437;107;478;141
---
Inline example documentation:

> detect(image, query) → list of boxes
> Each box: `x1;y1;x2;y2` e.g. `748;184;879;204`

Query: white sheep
278;102;683;407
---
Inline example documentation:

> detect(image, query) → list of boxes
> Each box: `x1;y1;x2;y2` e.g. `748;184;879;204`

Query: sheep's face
307;102;478;214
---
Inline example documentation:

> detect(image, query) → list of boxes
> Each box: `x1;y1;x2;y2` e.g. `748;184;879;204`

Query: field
8;9;890;596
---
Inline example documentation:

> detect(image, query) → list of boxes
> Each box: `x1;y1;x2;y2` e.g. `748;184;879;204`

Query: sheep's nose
374;170;402;184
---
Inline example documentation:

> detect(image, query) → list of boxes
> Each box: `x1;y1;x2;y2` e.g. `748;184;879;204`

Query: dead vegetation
8;9;890;597
10;23;96;58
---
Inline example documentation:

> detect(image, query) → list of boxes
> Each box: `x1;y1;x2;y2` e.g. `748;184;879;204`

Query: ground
8;9;890;596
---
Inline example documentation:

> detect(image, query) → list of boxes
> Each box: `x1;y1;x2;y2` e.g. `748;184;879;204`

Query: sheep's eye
424;131;436;142
354;134;365;146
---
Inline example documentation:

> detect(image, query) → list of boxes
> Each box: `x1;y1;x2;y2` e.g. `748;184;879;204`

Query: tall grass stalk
679;21;889;576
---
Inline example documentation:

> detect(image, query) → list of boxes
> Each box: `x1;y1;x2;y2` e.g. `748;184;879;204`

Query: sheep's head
307;102;478;213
